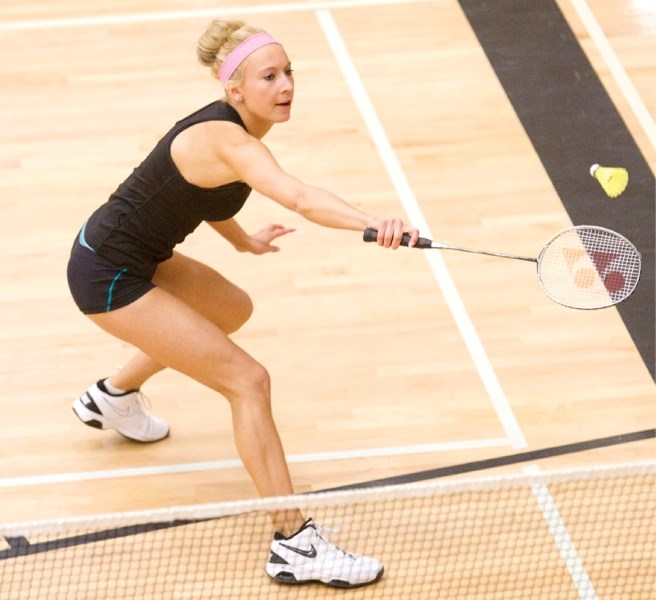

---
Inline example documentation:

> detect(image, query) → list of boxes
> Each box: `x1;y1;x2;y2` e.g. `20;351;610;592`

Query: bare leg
88;253;302;535
110;352;165;391
109;252;252;392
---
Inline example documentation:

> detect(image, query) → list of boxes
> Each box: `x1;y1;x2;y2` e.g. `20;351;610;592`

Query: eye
263;73;275;81
285;68;294;77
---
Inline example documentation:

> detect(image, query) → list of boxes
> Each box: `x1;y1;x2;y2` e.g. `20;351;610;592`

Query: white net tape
1;461;654;599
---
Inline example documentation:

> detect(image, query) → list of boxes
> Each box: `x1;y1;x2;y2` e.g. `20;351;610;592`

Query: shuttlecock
590;164;629;198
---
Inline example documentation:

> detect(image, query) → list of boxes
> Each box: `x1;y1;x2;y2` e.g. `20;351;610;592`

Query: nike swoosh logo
108;403;131;417
101;394;131;417
279;543;317;558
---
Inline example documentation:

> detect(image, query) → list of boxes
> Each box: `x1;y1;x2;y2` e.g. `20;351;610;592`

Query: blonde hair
197;20;264;84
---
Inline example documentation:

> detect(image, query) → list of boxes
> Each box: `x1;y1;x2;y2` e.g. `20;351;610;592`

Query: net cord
2;460;653;538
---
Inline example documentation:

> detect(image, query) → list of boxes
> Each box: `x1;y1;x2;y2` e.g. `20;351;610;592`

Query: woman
68;19;418;588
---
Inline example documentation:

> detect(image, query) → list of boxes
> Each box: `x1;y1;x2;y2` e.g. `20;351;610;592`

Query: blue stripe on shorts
106;268;129;312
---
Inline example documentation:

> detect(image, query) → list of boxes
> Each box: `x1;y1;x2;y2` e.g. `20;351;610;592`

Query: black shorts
67;229;155;315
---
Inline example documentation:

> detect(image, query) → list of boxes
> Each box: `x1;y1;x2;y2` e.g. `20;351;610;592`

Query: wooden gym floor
0;0;654;528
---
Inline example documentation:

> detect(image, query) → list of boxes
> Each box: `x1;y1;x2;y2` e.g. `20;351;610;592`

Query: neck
227;100;274;140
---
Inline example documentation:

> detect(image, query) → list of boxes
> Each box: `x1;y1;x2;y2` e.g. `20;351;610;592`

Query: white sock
104;379;128;396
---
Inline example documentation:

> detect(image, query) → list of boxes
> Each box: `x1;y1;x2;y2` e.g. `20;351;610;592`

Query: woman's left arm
207;218;296;254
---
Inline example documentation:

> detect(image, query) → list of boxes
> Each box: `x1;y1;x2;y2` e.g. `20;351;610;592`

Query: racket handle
363;227;434;249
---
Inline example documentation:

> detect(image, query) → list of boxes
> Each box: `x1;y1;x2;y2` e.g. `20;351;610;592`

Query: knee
247;361;271;397
230;361;271;406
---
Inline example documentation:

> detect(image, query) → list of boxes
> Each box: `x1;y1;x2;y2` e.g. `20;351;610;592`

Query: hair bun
197;20;262;78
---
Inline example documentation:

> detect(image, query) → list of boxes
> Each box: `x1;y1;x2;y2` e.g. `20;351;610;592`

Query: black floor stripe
458;0;655;379
2;428;652;560
2;5;654;565
0;519;205;561
319;428;655;492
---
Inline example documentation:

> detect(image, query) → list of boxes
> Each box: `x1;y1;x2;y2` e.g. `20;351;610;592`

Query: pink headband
218;32;280;85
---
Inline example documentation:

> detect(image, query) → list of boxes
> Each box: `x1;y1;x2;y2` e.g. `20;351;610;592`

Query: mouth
276;101;292;107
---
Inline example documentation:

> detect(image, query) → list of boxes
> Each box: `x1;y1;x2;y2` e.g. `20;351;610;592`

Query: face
234;44;294;126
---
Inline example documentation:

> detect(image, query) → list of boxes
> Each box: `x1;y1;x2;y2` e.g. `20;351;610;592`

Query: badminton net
1;461;654;599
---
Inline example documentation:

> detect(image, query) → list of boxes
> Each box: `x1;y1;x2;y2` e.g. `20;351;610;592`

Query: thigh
87;286;259;399
152;251;253;334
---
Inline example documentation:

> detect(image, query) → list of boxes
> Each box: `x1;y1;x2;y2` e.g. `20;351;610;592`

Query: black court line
1;428;653;560
320;428;655;492
2;3;654;564
0;519;204;561
458;0;655;379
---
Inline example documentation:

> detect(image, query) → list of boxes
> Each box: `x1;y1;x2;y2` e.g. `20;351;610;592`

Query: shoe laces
111;365;152;414
313;520;357;560
133;390;152;414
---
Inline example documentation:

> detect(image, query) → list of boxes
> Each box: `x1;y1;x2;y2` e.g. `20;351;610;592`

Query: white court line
525;465;598;599
569;0;656;152
2;0;650;159
317;9;527;449
0;0;432;32
0;437;509;488
0;0;524;490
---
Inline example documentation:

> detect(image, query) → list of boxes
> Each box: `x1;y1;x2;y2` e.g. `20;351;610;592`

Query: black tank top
83;101;252;279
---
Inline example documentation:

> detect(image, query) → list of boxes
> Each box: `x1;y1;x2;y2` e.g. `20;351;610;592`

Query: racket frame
534;225;641;310
362;225;642;310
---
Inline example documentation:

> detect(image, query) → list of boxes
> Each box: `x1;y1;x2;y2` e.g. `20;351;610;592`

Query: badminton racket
363;225;641;310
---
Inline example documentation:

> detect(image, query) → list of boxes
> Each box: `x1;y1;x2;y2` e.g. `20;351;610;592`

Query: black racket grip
362;227;434;249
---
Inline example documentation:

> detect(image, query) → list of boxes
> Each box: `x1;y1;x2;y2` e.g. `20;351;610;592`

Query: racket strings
537;227;641;309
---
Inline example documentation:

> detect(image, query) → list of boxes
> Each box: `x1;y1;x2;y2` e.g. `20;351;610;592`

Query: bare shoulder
174;119;251;148
170;120;258;187
171;119;261;165
188;120;266;160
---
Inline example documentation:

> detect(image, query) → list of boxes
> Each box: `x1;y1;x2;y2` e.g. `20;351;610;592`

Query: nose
280;73;293;93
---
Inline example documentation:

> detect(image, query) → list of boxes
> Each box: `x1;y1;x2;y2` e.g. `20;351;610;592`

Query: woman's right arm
215;125;418;248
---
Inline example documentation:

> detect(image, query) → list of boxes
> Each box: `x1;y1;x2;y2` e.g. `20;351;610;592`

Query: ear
225;83;244;103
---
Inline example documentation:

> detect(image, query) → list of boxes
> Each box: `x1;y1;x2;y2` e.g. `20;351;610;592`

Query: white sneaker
72;379;170;442
266;519;384;588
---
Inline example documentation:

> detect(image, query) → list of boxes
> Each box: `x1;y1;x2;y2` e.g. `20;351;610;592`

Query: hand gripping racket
363;225;641;310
